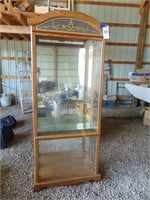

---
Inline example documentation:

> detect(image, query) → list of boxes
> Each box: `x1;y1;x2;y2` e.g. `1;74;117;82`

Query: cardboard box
34;4;49;13
136;69;150;73
143;107;150;126
34;0;49;13
129;71;150;84
17;0;30;11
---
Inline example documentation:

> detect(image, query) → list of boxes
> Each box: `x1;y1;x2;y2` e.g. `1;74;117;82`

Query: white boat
125;83;150;103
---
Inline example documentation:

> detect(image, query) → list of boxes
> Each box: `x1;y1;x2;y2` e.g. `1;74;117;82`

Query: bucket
0;94;12;107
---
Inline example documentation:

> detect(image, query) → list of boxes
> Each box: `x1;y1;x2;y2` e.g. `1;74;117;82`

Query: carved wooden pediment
37;18;101;35
28;11;102;38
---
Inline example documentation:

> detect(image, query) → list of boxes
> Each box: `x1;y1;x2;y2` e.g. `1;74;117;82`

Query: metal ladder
17;52;32;114
116;82;133;107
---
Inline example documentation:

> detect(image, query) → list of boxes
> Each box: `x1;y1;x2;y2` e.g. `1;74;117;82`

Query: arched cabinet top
28;11;103;40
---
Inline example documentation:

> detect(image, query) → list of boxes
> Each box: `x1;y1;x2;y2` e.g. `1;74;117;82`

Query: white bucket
0;94;12;107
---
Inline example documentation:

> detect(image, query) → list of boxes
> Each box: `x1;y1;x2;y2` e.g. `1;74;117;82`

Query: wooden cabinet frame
28;11;105;191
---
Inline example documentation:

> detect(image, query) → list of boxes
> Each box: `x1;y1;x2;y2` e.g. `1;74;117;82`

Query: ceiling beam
1;33;12;40
140;0;150;14
136;1;149;69
9;33;21;40
1;32;21;40
75;0;139;7
0;12;13;24
21;34;30;41
0;25;30;34
13;13;27;26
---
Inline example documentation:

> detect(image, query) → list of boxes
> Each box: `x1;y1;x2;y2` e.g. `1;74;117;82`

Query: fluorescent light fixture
37;39;84;47
38;39;84;45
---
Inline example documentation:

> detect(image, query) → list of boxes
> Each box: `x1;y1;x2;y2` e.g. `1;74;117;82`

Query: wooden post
136;0;149;69
70;0;74;11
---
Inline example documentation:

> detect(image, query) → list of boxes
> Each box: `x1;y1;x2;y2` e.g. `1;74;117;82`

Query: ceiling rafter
13;13;27;26
1;31;22;40
1;33;12;40
9;33;21;40
21;34;30;41
0;12;14;24
140;0;150;14
0;2;148;42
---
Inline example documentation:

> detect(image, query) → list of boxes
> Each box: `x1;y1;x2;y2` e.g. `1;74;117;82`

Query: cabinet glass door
36;39;102;135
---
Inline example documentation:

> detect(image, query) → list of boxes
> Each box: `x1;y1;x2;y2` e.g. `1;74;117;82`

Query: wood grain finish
31;11;103;190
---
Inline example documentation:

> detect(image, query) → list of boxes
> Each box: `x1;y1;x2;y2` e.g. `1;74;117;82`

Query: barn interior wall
0;1;150;103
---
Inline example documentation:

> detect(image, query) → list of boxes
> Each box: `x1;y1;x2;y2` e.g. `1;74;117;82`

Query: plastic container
0;94;12;107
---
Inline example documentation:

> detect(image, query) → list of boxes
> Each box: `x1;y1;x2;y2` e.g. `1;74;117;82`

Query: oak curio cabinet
28;10;105;191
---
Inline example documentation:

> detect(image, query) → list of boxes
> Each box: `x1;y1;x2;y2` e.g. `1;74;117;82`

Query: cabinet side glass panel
38;137;97;181
92;41;102;124
36;39;102;135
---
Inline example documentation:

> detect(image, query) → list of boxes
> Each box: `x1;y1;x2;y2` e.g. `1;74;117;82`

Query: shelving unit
28;10;104;191
116;82;133;107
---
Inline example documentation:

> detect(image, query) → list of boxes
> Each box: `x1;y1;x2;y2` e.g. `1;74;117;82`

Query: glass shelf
38;115;97;135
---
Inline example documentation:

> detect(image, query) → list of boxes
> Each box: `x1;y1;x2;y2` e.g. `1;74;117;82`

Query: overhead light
37;39;84;47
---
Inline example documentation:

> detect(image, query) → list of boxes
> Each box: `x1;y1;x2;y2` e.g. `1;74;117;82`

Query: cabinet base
34;174;101;192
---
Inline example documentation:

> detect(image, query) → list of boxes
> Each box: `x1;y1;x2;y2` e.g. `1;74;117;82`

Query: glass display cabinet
28;11;105;191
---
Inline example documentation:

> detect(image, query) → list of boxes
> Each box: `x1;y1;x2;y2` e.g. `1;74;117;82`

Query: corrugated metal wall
75;0;149;96
0;0;150;100
1;40;30;96
36;45;79;83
